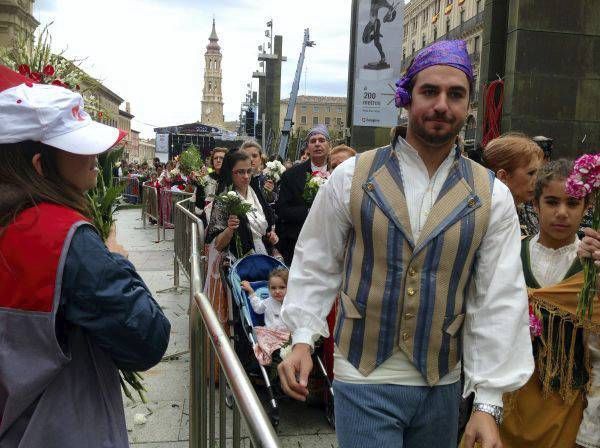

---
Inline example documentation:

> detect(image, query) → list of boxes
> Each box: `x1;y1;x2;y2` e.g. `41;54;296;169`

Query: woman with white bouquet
204;150;281;330
206;150;279;259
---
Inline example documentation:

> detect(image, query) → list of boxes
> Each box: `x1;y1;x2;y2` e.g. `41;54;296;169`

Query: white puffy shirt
249;295;287;331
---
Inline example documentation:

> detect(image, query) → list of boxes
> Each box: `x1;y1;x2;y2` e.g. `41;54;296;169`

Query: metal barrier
173;197;200;288
161;189;194;240
114;176;142;204
142;184;161;243
175;200;280;448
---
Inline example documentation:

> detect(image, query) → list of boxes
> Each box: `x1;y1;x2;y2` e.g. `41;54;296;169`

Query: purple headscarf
395;40;474;108
306;124;330;141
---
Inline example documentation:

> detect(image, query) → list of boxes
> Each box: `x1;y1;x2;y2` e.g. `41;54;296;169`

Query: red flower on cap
51;79;65;87
29;72;42;83
98;111;104;119
43;64;55;77
177;184;185;191
18;64;31;76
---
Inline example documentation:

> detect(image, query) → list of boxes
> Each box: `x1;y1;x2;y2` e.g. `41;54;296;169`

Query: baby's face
269;276;287;302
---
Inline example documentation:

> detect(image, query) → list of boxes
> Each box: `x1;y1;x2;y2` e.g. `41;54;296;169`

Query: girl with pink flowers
499;159;599;448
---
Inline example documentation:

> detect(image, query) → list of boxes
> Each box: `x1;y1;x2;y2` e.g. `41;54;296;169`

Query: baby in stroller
241;268;290;366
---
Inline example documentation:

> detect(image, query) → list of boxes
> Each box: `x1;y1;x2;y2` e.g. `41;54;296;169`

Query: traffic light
245;108;255;136
255;119;263;140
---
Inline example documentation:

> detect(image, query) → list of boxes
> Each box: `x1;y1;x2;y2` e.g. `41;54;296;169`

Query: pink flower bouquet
566;153;600;318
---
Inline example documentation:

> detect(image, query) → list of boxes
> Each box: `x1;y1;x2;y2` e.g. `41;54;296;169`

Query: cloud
34;0;351;138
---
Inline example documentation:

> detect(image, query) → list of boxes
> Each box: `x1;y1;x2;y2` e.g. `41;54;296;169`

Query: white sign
352;0;404;128
155;133;169;153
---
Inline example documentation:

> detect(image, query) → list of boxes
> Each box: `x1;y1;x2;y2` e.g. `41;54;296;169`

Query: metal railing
175;200;280;448
142;184;161;243
173;197;201;289
161;189;194;240
114;176;142;204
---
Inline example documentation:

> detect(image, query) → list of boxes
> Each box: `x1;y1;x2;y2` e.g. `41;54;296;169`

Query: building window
422;35;426;48
301;116;307;125
460;9;465;24
337;107;343;113
446;18;451;35
301;105;307;112
312;116;319;125
326;106;331;113
325;117;331;125
314;106;319;113
433;27;438;41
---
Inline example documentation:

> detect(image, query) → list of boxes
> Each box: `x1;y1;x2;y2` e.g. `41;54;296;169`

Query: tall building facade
401;0;485;143
280;96;347;135
0;0;38;48
201;19;224;128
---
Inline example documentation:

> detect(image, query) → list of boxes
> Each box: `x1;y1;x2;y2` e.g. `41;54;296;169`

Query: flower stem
578;192;600;318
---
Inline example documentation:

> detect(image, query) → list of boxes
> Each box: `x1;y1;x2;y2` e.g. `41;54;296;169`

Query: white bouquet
263;160;286;183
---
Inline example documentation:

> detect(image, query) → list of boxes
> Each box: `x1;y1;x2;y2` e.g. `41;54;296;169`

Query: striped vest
334;145;494;385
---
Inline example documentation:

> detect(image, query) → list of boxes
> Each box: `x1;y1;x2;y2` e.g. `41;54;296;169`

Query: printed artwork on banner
155;133;169;162
352;0;404;128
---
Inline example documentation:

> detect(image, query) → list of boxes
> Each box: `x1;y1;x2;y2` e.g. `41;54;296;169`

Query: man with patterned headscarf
275;124;331;265
279;40;534;448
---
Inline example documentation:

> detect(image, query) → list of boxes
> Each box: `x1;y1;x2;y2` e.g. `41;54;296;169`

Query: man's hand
277;343;313;401
463;411;502;448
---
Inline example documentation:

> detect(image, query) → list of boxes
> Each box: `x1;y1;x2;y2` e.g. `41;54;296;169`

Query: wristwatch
472;403;503;425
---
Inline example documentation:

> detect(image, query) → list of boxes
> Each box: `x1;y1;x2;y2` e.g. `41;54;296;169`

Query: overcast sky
35;0;353;138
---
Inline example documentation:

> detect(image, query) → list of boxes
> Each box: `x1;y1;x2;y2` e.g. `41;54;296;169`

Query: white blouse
529;233;580;286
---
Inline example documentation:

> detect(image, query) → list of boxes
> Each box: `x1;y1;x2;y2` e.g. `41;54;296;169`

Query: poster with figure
155;133;169;162
352;0;404;128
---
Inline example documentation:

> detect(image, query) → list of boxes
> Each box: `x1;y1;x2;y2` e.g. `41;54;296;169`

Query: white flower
309;176;327;187
227;191;238;197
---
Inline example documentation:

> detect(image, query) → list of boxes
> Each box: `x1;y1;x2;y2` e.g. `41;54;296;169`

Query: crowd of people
1;35;600;448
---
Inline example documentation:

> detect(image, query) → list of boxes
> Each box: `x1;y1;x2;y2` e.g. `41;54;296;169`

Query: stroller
227;254;334;428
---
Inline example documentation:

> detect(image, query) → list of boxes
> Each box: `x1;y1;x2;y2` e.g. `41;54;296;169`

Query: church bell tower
201;18;224;127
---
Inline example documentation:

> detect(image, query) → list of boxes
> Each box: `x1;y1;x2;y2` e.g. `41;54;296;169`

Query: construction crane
278;28;315;160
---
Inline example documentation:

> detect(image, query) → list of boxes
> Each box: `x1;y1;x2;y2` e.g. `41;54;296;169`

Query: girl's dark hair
216;149;250;194
268;267;288;286
534;158;588;204
0;141;91;228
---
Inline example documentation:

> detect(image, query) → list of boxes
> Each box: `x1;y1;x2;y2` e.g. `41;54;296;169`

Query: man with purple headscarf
279;40;533;448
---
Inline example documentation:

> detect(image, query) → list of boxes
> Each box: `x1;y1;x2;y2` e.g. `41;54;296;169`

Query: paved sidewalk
115;208;338;448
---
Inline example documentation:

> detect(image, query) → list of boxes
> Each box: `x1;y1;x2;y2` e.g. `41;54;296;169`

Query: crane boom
278;28;314;160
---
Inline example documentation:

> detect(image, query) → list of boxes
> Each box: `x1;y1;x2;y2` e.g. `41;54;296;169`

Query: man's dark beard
411;115;465;146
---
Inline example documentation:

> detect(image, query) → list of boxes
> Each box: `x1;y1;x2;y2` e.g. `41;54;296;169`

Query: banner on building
351;0;404;128
155;133;169;162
